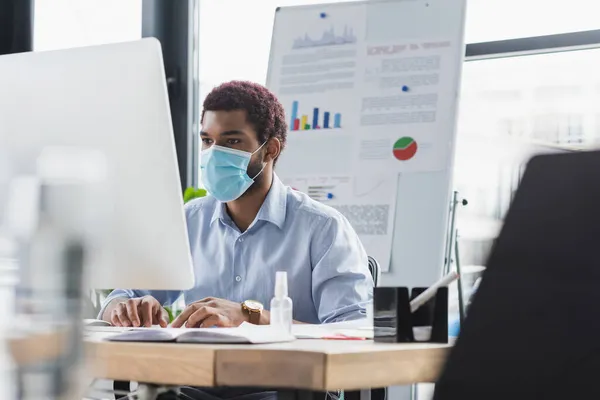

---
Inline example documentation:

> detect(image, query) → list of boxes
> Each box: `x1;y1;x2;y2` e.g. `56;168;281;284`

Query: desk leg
410;384;418;400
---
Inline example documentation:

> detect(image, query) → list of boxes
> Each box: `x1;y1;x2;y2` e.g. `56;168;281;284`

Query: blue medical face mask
200;142;267;202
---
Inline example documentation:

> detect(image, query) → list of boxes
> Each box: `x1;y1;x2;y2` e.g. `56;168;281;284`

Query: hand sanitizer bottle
270;271;293;333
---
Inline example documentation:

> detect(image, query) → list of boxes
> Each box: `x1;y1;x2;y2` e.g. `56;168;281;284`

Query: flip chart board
267;0;467;284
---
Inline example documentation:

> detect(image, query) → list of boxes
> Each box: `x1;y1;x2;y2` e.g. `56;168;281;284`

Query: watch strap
248;309;261;325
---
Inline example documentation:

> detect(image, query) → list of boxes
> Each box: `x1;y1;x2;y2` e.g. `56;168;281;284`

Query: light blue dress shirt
103;174;373;323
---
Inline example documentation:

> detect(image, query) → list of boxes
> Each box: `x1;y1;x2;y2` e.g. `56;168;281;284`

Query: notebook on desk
105;323;295;344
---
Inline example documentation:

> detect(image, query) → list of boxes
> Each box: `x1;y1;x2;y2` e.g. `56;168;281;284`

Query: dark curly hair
201;81;288;161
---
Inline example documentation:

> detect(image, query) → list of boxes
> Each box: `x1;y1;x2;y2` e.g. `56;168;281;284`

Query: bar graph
289;100;342;131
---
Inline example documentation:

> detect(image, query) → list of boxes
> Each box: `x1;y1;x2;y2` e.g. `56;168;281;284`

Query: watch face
245;300;264;312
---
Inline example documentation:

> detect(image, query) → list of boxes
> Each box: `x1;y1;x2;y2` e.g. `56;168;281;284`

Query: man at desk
100;80;372;330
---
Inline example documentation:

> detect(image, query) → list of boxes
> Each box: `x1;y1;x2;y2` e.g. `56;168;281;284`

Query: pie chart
393;137;418;161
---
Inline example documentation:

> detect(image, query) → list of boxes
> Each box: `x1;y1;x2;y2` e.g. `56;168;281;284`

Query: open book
106;322;295;344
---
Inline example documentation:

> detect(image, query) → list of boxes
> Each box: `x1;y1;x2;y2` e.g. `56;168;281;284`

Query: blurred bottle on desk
6;147;108;400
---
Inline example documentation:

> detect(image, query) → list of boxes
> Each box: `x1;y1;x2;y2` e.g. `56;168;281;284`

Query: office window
34;0;142;51
454;47;600;266
198;0;600;97
198;0;360;100
465;0;600;43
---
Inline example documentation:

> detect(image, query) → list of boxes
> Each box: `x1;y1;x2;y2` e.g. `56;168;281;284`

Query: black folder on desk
434;151;600;400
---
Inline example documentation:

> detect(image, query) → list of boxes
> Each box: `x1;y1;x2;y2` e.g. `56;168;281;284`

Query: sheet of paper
354;38;458;175
269;4;367;177
269;5;461;176
282;174;397;271
292;320;373;339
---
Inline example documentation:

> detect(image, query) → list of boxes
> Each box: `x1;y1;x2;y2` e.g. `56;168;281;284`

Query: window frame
142;0;200;190
464;29;600;61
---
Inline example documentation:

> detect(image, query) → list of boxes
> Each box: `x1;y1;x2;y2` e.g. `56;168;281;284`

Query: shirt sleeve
97;289;182;320
310;212;374;323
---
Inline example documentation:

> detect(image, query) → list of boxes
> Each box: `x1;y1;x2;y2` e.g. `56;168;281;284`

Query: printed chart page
283;174;397;271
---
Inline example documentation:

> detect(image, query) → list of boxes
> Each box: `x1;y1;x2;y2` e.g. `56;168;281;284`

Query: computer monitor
0;39;194;291
434;151;600;399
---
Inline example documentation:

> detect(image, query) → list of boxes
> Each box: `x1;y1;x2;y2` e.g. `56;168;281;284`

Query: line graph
292;25;356;49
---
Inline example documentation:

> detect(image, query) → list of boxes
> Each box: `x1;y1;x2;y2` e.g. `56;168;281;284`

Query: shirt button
238;238;244;242
235;275;242;282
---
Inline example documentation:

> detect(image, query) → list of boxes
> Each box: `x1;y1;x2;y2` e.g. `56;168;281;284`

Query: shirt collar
210;173;287;229
210;201;229;227
255;173;287;229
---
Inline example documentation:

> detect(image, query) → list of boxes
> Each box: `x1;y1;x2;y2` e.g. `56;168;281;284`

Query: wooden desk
216;340;449;391
11;332;450;391
84;332;216;387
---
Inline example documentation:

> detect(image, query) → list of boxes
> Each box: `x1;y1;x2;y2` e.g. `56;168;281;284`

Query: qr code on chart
331;204;389;235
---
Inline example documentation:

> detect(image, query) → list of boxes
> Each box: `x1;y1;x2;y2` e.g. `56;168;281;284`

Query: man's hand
171;297;264;328
107;296;168;328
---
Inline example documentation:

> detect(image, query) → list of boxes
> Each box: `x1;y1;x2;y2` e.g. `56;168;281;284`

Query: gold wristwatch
242;300;264;325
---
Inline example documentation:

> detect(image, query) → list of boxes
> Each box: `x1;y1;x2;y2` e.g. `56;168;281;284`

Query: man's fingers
196;297;213;303
186;307;218;328
139;298;154;328
171;305;196;328
111;312;122;327
125;300;141;327
199;314;228;328
158;312;168;328
116;305;132;327
152;307;169;328
194;297;218;308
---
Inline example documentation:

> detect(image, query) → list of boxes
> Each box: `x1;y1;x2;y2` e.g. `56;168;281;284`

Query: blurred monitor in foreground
0;39;194;291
